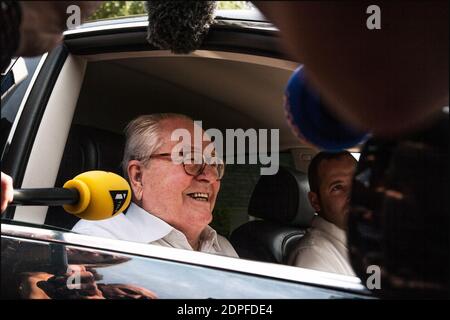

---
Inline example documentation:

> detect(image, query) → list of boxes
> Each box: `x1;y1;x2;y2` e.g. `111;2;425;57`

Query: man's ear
308;191;321;213
127;160;144;201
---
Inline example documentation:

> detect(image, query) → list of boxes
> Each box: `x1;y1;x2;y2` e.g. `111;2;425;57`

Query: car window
1;56;43;158
86;1;256;22
0;21;365;296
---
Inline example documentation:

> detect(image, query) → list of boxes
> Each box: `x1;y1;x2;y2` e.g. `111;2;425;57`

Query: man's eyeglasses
147;152;225;181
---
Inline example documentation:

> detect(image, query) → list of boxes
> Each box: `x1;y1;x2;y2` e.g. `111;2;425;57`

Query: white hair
122;113;193;177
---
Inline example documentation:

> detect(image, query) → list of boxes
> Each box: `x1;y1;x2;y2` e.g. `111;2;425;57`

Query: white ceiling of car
75;51;306;150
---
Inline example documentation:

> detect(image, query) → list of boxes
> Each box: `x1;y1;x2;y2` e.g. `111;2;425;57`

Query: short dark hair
308;151;355;194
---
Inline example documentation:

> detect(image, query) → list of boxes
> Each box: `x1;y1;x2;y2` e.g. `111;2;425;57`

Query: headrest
248;166;315;228
55;125;125;186
45;125;125;229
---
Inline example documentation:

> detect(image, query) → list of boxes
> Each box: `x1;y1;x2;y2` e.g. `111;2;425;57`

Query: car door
2;223;371;299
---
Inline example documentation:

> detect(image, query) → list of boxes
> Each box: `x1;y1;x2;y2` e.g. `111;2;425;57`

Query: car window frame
1;18;374;298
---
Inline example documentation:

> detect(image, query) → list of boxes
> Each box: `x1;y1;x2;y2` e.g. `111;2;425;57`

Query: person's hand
40;265;104;299
18;271;54;299
19;265;105;299
1;172;14;213
16;1;103;56
98;283;158;300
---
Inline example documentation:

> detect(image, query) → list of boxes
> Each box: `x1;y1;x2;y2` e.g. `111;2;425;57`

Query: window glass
1;56;43;157
87;1;256;22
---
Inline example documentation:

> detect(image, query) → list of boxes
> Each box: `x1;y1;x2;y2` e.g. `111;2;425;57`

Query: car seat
44;124;125;230
230;166;315;264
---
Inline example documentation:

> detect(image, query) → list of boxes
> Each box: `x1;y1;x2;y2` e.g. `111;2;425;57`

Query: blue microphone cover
284;67;369;150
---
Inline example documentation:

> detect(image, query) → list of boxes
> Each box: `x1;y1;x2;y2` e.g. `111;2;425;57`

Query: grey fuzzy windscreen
145;1;216;54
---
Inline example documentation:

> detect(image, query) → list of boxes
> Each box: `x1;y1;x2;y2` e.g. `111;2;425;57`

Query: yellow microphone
11;171;131;220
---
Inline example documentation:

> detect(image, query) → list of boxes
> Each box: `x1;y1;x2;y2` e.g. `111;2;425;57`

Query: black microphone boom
12;188;79;206
9;171;131;221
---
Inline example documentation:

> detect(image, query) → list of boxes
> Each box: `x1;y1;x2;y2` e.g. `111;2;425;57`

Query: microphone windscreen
285;67;369;151
63;171;131;221
145;1;216;54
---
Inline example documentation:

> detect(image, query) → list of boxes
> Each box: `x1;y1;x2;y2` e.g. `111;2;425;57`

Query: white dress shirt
288;216;356;276
72;202;238;258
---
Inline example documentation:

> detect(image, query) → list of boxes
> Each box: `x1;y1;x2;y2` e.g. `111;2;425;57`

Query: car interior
10;49;359;270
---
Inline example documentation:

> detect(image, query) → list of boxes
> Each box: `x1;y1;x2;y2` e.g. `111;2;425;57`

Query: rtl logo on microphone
110;190;129;216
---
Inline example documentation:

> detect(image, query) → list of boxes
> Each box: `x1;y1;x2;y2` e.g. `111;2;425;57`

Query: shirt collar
163;223;221;251
125;202;174;243
312;215;348;245
125;202;221;251
199;225;221;252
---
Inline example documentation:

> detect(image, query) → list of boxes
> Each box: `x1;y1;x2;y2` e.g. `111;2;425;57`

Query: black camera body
348;110;449;298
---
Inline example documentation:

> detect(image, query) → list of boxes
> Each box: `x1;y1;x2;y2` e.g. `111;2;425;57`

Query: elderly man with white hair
73;113;238;258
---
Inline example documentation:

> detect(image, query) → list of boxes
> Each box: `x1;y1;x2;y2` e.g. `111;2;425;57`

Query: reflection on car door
1;224;371;299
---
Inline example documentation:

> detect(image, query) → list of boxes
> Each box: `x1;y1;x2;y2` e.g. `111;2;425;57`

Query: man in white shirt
288;151;357;276
73;113;238;258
